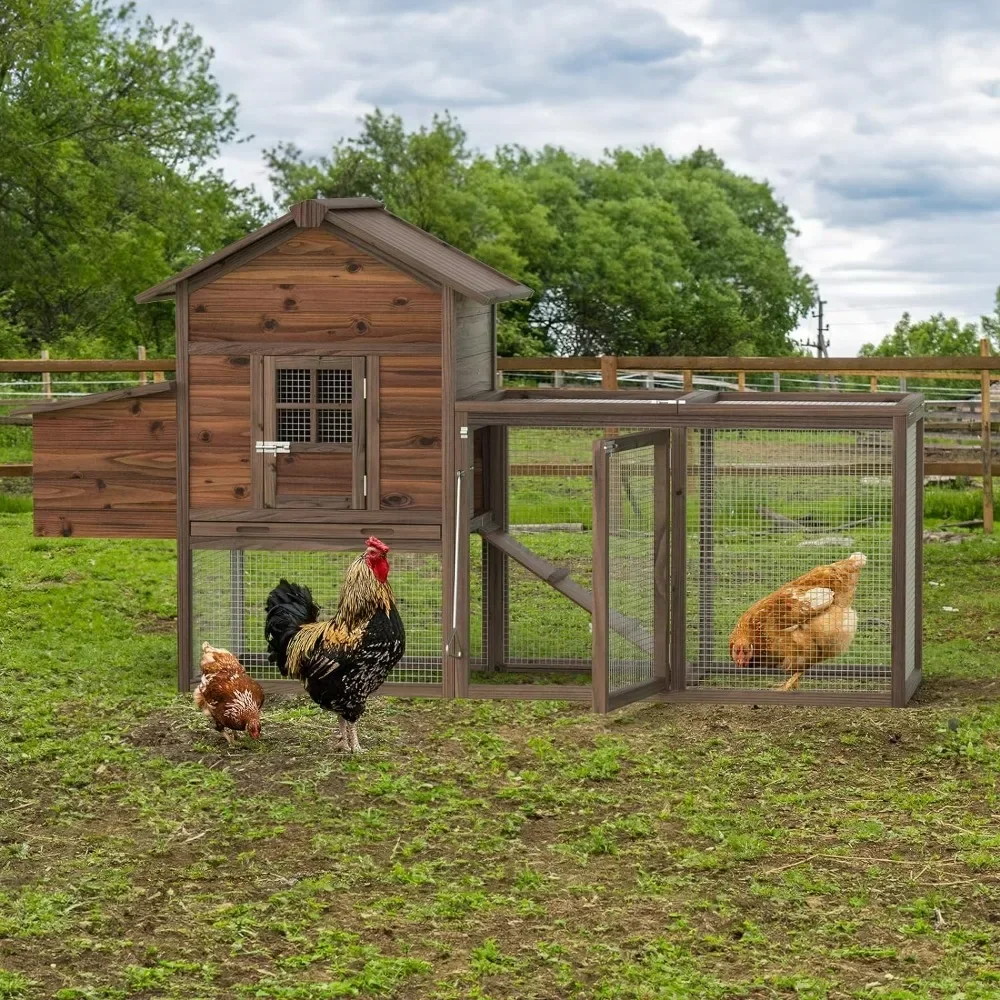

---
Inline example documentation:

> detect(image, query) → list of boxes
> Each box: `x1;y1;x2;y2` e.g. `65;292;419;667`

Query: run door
592;429;670;711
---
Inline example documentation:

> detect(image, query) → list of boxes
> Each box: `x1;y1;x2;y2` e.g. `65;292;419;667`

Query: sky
135;0;1000;356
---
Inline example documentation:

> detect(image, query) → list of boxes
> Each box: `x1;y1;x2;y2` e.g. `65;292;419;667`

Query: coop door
591;429;670;712
260;357;366;509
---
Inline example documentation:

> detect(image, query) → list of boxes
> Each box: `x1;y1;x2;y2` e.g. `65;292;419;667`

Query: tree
266;114;815;356
860;290;1000;357
0;0;266;356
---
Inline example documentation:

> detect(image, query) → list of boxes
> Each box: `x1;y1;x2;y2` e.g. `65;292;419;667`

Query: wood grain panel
35;509;177;539
379;355;442;509
188;229;441;348
276;451;353;502
31;390;177;539
189;355;252;510
33;474;176;509
455;292;492;397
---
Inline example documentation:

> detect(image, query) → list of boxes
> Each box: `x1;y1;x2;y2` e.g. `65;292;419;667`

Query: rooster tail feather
264;578;320;677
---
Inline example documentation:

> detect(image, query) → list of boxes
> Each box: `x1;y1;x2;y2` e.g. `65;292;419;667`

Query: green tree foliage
858;290;1000;391
859;289;1000;357
0;0;266;356
267;112;815;356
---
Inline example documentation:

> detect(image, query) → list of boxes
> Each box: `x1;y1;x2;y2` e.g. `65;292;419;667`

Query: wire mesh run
607;444;656;693
686;428;893;695
191;548;443;687
500;427;603;680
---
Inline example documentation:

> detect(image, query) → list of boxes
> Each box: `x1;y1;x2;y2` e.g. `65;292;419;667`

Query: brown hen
194;642;265;744
729;552;866;691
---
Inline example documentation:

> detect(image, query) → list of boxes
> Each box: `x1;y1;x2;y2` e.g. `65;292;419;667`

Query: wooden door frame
257;354;367;510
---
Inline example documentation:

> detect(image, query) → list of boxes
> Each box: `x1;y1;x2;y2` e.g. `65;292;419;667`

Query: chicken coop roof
13;380;176;416
135;199;533;306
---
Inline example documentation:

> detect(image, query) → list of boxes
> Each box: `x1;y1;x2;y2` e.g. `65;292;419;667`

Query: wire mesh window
685;428;893;694
277;369;312;404
318;369;352;404
277;409;312;442
606;444;656;693
318;409;353;444
191;548;443;687
274;364;354;446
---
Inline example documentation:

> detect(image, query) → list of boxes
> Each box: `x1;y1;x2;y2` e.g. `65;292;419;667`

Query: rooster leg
223;728;236;745
347;722;365;754
336;717;352;753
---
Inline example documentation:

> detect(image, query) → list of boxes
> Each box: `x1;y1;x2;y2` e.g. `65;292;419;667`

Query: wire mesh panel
602;437;661;701
191;547;443;688
686;427;894;696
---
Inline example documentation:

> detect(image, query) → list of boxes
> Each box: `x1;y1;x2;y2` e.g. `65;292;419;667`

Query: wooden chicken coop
18;199;925;710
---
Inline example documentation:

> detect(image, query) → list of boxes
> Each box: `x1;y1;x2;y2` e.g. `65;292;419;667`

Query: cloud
131;0;1000;354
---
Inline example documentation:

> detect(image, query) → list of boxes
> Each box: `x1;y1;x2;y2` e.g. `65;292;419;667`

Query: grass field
2;510;1000;998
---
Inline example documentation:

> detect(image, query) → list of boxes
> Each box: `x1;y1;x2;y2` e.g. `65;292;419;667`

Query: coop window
273;364;354;446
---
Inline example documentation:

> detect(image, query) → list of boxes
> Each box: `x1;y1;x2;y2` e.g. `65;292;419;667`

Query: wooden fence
2;348;1000;531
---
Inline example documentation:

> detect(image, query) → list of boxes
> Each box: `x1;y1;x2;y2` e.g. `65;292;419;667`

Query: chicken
193;642;265;744
728;552;867;691
264;537;405;753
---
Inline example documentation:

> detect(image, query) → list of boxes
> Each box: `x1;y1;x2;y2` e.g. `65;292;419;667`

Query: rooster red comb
365;536;390;555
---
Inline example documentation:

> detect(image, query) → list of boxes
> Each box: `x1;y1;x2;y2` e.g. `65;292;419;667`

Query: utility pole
803;295;831;388
805;298;829;358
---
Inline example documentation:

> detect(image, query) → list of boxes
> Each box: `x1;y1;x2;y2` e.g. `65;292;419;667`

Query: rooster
729;552;866;691
264;537;405;753
194;642;264;744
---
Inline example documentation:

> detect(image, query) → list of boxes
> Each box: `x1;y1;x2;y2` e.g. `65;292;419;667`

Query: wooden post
772;371;780;392
869;376;878;393
737;370;746;392
982;339;994;534
554;369;565;388
137;345;148;385
683;369;694;393
601;355;618;436
153;369;165;383
40;350;51;401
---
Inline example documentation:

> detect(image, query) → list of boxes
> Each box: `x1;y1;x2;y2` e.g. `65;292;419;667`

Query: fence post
683;369;694;393
982;339;994;534
737;370;746;391
40;350;52;401
138;345;148;385
773;371;780;392
601;355;619;436
554;368;564;388
869;376;878;393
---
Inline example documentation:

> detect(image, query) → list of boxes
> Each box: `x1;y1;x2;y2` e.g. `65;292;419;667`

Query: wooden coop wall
185;226;446;517
31;386;178;539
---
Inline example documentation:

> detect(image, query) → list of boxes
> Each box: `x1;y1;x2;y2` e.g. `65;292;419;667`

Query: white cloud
134;0;1000;354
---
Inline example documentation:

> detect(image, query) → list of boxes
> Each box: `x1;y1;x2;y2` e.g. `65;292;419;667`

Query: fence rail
2;349;1000;531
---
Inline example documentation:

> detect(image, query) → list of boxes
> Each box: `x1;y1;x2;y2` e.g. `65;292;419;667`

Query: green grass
3;511;1000;997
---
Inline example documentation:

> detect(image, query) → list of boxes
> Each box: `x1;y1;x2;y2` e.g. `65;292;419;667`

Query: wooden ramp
477;524;655;656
